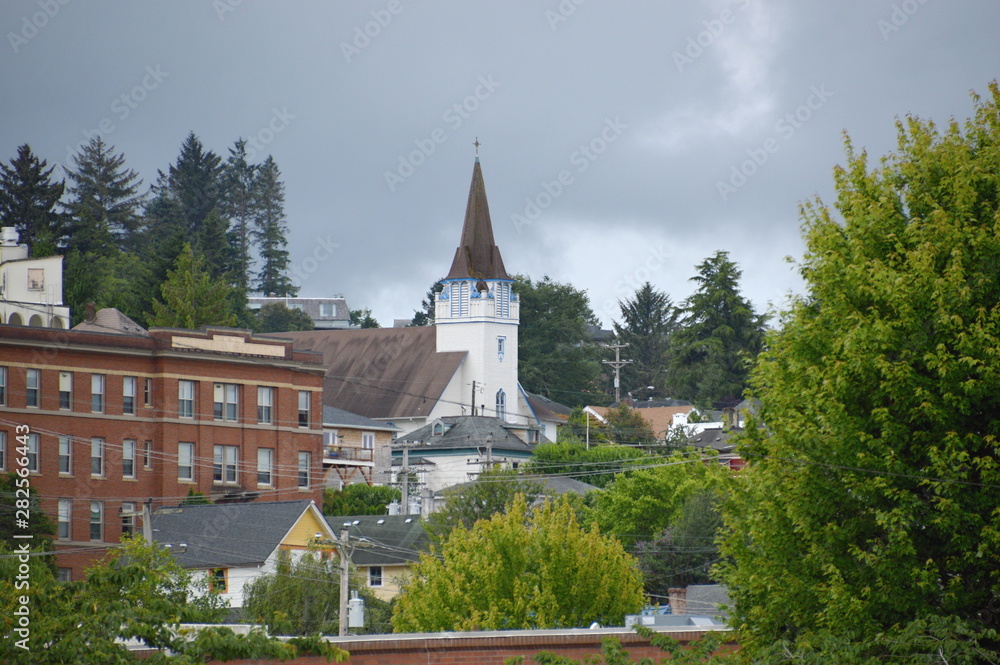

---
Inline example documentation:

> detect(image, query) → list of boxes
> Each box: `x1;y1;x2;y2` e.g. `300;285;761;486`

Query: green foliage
527;440;646;489
253;156;297;297
243;549;391;636
254;301;315;333
0;472;56;573
594;452;730;550
423;468;547;543
221;138;258;294
148;243;238;329
604;404;657;447
668;251;767;409
515;275;604;407
409;279;444;326
505;628;729;665
180;488;212;505
0;143;65;254
612;282;679;400
718;82;1000;660
349;308;380;328
0;538;348;663
393;495;644;632
322;483;400;516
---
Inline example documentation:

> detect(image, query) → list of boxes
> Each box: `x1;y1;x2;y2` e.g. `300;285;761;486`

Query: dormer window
432;422;445;436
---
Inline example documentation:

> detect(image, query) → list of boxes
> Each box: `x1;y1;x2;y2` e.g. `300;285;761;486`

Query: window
90;501;103;541
497;336;506;361
26;369;40;407
257;386;274;424
0;431;6;471
496;281;512;318
213;445;238;484
297;391;310;428
178;380;195;418
123;376;137;415
432;422;444;436
91;438;105;476
122;439;136;478
257;448;273;486
143;378;152;407
496;389;506;422
91;374;105;413
214;383;238;421
178;443;194;481
57;568;72;583
320;302;335;317
121;501;136;537
369;566;383;587
0;366;6;404
143;441;152;469
26;433;39;472
26;267;44;290
58;499;72;540
58;435;72;474
450;280;469;317
362;432;375;450
209;568;227;593
59;371;73;409
297;452;311;488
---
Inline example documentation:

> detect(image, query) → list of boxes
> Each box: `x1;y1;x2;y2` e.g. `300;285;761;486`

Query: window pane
59;436;71;474
257;448;273;485
90;501;103;541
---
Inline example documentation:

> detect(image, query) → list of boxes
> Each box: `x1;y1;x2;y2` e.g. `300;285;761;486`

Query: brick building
0;315;326;579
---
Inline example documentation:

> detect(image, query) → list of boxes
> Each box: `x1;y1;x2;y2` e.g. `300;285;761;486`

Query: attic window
432;422;444;436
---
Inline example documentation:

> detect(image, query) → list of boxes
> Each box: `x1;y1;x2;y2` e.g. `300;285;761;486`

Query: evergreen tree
254;301;315;333
167;132;223;236
668;251;767;408
409;279;444;326
196;209;234;281
612;282;679;399
252;156;296;296
147;243;237;329
349;308;380;328
0;144;65;255
220;138;258;293
63;136;145;254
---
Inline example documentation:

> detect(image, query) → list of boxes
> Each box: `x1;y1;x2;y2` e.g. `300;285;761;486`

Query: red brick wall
0;325;326;579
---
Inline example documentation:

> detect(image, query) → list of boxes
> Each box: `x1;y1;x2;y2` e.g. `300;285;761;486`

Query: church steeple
445;157;510;281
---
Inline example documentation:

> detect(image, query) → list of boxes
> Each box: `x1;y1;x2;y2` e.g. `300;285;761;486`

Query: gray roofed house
325;513;430;600
321;404;397;487
248;296;351;329
150;499;336;609
72;306;149;336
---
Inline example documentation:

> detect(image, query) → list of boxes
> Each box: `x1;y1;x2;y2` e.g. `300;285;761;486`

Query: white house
0;226;70;328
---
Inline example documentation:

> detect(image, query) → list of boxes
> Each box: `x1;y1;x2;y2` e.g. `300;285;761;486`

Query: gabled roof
322;405;399;432
277;327;466;419
399;415;536;454
150;499;326;569
72;307;149;337
688;427;739;453
325;514;429;567
523;391;574;422
445;159;509;281
436;473;598;499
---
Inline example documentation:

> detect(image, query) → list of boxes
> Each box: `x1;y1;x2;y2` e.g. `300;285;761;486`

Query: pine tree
668;251;767;408
252;156;296;296
409;279;444;326
0;144;65;255
167;132;223;236
64;136;145;255
612;282;679;399
147;243;237;329
220;138;258;293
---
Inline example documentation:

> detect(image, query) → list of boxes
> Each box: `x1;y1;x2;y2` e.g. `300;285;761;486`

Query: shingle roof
399;415;536;453
685;584;731;618
688;427;738;453
277;327;466;419
445;159;509;281
150;500;318;569
325;514;430;566
524;391;574;421
322;405;399;431
72;307;149;336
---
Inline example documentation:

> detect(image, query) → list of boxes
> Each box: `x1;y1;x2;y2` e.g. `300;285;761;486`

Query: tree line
0;133;297;329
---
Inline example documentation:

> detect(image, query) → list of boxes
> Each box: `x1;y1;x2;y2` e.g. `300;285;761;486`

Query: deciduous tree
322;483;400;517
392;495;644;632
718;82;1000;661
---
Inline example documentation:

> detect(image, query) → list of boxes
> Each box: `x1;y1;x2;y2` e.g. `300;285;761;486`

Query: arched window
496;389;506;422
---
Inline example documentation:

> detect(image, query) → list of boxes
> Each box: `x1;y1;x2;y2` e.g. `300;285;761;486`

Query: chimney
722;407;736;432
85;302;97;322
668;587;687;615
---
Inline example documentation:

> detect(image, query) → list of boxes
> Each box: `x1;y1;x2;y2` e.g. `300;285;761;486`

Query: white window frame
91;437;105;476
369;565;383;587
58;435;72;475
213;445;238;484
90;501;103;541
214;383;239;422
143;378;152;407
496;389;506;422
121;501;136;537
58;498;72;540
123;376;137;415
26;369;40;408
257;448;274;486
257;386;274;424
320;302;335;318
297;452;311;488
178;442;195;481
122;439;136;479
143;441;152;469
297;391;310;428
59;371;73;410
178;380;195;419
362;432;375;450
0;431;6;471
91;374;105;413
0;366;6;405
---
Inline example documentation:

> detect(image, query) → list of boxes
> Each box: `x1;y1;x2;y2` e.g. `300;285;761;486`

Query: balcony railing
324;446;373;463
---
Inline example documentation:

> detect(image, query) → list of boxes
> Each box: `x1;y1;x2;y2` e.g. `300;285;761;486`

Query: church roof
277;327;466;420
445;159;510;281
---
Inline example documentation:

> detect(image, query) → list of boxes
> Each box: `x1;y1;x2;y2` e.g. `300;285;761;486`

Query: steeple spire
445;156;509;280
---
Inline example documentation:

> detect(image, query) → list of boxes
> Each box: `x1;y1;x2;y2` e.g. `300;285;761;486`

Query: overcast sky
2;1;999;328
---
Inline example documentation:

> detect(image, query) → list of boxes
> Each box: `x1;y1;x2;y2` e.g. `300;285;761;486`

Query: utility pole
142;499;153;545
337;526;349;638
471;380;476;416
393;440;420;515
602;343;633;403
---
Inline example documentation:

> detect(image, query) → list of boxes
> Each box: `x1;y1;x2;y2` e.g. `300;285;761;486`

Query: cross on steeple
473;137;481;157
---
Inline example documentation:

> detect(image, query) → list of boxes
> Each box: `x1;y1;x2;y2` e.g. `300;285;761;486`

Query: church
282;156;557;441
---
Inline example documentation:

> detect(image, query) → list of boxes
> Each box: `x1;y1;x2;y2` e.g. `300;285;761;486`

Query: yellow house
326;514;430;601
